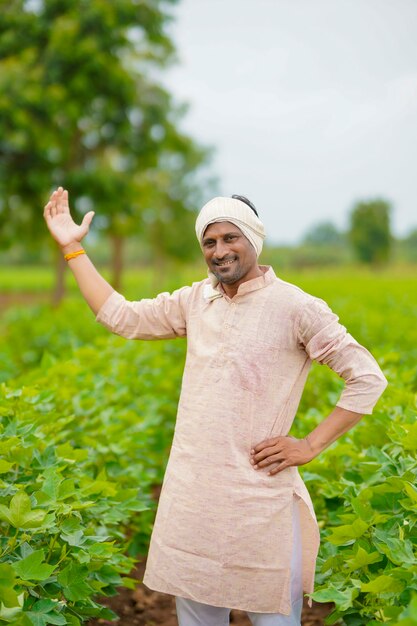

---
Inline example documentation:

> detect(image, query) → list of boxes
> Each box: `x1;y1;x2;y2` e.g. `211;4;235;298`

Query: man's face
201;221;259;286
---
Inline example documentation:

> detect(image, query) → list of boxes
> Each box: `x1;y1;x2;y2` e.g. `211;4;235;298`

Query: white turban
195;196;266;258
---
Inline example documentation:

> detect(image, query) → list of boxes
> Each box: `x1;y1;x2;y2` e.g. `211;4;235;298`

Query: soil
0;293;51;308
90;557;333;626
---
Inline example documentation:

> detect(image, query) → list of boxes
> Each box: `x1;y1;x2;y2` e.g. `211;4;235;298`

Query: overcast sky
161;0;417;244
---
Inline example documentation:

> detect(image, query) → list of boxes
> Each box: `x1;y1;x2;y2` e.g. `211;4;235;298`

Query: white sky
162;0;417;244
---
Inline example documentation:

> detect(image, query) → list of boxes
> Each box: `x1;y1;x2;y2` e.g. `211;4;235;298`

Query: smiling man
44;189;387;626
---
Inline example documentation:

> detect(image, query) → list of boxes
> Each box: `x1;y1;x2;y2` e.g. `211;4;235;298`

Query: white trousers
175;496;303;626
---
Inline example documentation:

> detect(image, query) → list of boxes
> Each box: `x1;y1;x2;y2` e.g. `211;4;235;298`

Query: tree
349;199;392;265
0;0;213;300
302;221;344;246
402;228;417;263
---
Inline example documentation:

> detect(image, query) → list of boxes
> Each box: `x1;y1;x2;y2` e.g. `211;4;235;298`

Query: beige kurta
95;266;387;614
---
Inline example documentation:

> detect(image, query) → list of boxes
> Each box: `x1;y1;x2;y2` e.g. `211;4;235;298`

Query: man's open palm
44;187;95;248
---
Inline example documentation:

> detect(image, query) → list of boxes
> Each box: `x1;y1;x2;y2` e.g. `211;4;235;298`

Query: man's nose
214;240;229;258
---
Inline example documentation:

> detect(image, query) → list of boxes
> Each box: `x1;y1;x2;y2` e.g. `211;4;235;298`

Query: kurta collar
203;266;276;301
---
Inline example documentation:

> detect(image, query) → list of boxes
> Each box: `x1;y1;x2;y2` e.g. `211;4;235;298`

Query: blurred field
1;264;416;354
1;261;416;298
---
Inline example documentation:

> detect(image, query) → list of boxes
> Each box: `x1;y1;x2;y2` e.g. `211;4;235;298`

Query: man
44;188;387;626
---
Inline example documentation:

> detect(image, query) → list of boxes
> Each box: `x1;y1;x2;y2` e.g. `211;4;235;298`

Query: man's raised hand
43;187;95;248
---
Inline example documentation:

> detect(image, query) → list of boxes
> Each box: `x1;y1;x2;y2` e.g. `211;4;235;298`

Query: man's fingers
255;453;283;468
80;211;95;234
82;211;95;225
56;187;69;213
43;201;51;218
252;438;275;452
268;461;290;476
250;446;275;465
251;443;284;464
44;202;54;225
251;436;285;454
50;192;58;218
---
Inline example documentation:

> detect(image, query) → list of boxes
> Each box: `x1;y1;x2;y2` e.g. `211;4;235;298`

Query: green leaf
41;469;63;500
0;591;25;623
0;460;13;473
393;594;417;624
0;492;46;529
312;585;358;611
345;546;382;571
58;479;76;500
57;563;92;601
26;599;66;626
361;574;405;593
13;549;56;581
121;576;138;590
26;598;67;626
0;563;20;608
60;529;85;547
373;528;415;566
350;496;374;522
326;519;369;545
39;351;58;371
56;443;89;462
404;481;417;504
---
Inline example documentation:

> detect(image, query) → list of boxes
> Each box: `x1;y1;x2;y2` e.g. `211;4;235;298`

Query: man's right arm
44;187;189;339
59;240;114;316
43;186;114;315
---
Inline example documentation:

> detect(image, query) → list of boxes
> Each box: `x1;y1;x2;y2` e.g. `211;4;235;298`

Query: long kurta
95;266;387;615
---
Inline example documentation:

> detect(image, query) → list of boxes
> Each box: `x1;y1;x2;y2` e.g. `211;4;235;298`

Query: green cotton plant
0;328;186;626
0;386;143;625
308;424;417;624
288;272;417;624
1;269;417;624
299;357;417;624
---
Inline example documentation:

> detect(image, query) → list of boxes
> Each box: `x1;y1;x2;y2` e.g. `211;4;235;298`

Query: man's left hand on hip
250;436;315;475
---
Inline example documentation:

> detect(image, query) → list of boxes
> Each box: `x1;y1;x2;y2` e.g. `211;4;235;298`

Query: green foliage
0;0;214;279
0;305;186;625
288;273;417;625
401;229;417;263
349;199;392;264
302;221;345;246
1;267;416;624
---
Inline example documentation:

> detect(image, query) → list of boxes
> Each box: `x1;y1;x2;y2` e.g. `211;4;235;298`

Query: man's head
195;195;265;288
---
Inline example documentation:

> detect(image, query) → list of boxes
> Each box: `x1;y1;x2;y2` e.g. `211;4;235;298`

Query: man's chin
211;269;241;285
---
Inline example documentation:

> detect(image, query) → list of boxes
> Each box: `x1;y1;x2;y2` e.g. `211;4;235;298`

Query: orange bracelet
64;249;86;261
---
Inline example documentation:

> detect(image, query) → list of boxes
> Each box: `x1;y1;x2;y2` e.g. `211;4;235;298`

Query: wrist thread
64;249;85;261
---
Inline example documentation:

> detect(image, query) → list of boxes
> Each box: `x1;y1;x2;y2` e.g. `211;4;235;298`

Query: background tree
401;227;417;263
302;221;344;246
0;0;213;300
349;199;392;265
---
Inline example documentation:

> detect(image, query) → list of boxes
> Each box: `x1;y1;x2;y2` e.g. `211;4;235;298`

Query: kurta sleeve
297;297;388;414
95;285;191;340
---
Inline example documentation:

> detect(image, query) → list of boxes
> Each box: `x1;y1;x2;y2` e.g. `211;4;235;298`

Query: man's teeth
217;259;235;266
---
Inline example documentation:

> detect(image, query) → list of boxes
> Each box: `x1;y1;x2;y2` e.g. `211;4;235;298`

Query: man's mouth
214;258;236;267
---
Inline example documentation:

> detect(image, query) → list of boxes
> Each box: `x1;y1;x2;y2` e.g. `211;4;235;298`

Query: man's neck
220;265;265;299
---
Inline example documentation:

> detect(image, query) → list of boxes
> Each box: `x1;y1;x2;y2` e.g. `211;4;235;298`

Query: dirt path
0;292;51;310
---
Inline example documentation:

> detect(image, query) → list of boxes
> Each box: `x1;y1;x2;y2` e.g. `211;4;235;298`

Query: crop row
1;271;416;625
0;310;185;625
